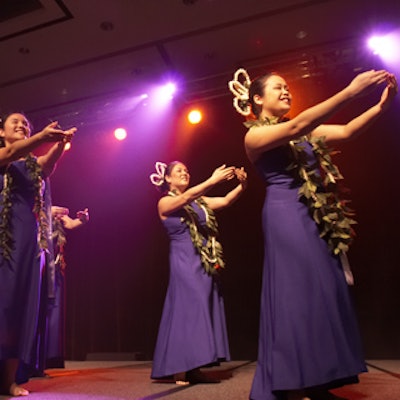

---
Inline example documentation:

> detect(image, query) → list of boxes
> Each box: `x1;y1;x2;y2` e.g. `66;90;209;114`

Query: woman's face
166;163;190;192
256;75;292;118
0;113;31;145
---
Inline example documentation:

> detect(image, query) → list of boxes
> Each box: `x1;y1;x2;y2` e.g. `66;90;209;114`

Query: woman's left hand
76;208;89;224
380;73;398;110
235;167;248;188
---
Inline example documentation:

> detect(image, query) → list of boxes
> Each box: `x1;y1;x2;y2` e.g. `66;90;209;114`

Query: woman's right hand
379;73;398;110
51;206;69;219
347;69;390;99
39;121;77;142
210;164;235;184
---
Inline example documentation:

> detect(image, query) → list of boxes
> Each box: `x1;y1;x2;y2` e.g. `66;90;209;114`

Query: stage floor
1;360;399;399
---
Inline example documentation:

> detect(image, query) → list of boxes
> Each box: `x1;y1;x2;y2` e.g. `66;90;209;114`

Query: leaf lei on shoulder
288;136;356;255
168;190;225;275
0;154;50;262
52;217;67;271
247;117;356;256
25;154;50;254
0;170;14;260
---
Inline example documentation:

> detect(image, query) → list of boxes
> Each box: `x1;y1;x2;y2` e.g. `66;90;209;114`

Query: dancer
228;68;397;400
150;161;247;384
45;206;90;369
0;112;75;396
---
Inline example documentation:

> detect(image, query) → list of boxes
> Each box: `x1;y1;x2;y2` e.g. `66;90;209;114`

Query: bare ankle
9;383;29;396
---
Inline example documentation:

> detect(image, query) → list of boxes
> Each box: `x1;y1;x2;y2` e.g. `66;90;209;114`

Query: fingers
65;127;77;135
235;167;248;182
362;70;389;85
51;206;69;219
77;208;89;223
388;74;398;92
57;207;69;215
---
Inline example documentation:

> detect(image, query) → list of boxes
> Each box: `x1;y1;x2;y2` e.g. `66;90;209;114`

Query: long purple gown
151;200;230;379
44;256;65;369
250;142;367;400
0;160;47;383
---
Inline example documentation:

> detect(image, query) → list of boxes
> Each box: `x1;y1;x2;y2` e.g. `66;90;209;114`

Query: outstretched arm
61;208;89;230
52;206;89;230
203;167;247;211
37;126;76;177
158;165;235;219
0;122;74;167
245;70;390;161
311;73;398;144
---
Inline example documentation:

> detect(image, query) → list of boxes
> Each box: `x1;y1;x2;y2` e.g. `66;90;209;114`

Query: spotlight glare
162;82;176;99
367;34;397;59
114;128;127;141
64;142;71;151
188;109;202;124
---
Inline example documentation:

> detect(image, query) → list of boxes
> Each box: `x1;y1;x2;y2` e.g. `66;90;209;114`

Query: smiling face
165;162;190;193
254;74;292;119
0;113;31;146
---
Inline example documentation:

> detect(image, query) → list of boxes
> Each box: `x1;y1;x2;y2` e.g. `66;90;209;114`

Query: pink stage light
114;128;127;141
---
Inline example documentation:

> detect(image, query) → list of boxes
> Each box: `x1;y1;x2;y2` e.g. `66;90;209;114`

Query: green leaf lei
246;117;356;256
0;154;50;262
0;171;14;260
168;190;225;275
52;217;67;271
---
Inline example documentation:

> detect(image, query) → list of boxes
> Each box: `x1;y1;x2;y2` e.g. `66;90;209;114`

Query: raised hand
347;69;390;98
51;206;69;219
235;167;248;188
210;164;236;184
76;208;89;224
39;121;76;142
379;73;398;110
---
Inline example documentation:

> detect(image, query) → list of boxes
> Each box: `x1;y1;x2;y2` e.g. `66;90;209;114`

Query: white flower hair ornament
228;68;252;116
150;161;167;187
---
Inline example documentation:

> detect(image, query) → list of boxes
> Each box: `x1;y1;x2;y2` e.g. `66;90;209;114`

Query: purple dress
250;142;367;400
151;200;230;379
0;160;47;383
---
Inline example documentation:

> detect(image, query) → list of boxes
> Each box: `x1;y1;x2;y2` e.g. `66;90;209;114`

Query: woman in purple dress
149;161;247;384
0;112;75;396
228;69;397;400
32;205;89;377
45;205;89;369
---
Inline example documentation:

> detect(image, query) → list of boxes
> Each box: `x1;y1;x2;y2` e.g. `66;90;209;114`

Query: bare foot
9;383;29;396
174;372;189;385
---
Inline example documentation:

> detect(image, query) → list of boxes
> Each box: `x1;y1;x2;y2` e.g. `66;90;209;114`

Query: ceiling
0;0;398;127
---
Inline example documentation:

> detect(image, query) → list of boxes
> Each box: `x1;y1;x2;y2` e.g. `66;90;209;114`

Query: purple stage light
367;32;399;64
161;82;176;99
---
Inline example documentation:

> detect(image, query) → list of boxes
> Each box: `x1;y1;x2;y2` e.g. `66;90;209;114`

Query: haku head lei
228;68;252;116
149;162;167;188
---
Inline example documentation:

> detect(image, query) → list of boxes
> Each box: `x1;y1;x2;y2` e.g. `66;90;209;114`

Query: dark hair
0;112;32;147
248;72;278;118
160;160;186;193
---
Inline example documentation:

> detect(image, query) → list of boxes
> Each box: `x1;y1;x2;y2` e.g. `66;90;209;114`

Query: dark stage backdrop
47;73;400;362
